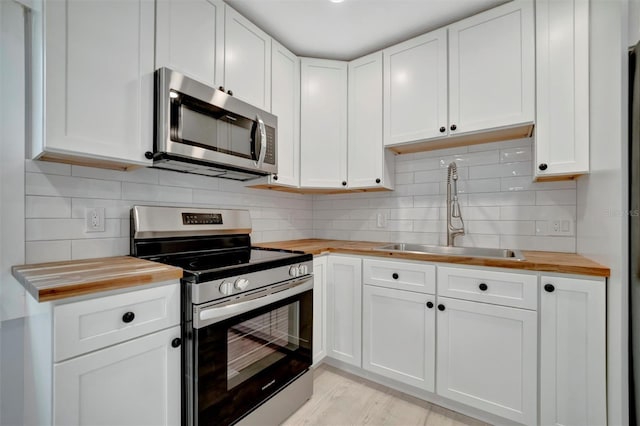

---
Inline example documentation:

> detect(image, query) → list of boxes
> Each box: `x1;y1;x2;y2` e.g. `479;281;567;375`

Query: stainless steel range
131;206;313;426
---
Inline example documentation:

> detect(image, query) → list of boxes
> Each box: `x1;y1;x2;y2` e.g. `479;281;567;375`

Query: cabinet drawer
54;282;180;362
363;259;435;294
437;267;537;310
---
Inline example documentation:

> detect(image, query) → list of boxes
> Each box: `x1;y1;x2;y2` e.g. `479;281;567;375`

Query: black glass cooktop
145;247;311;282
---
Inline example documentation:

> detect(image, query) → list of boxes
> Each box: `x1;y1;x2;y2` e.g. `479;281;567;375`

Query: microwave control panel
265;127;276;165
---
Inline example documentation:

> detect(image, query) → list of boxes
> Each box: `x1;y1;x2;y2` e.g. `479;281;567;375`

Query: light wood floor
282;365;491;426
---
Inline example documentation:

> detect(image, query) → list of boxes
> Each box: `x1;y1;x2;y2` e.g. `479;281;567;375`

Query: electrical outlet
85;207;105;232
376;212;387;228
537;219;573;236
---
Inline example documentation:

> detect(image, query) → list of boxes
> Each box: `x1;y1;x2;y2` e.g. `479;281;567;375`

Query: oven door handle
194;278;313;329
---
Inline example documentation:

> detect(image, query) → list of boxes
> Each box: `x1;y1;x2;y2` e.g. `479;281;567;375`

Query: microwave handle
255;115;267;168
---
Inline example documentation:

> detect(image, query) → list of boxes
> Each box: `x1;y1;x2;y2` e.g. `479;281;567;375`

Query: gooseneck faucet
446;162;465;246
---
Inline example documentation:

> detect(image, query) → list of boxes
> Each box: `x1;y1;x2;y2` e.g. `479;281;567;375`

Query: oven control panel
182;213;223;225
192;260;313;304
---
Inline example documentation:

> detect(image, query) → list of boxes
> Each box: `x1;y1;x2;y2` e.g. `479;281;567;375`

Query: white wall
0;1;27;424
576;1;629;425
314;137;578;252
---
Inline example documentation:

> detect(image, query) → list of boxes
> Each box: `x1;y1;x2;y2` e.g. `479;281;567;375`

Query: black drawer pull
544;283;555;293
171;338;182;348
426;301;434;309
122;312;135;323
479;283;488;291
437;304;445;311
392;273;399;280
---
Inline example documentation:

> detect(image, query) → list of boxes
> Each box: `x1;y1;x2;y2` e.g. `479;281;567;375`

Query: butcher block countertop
254;239;610;278
12;256;183;302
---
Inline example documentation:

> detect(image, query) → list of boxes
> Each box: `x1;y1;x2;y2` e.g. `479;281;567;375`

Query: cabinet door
540;276;606;426
43;0;154;166
436;297;537;425
155;0;224;88
300;58;348;188
326;255;362;367
383;29;448;146
363;286;435;391
448;0;534;135
224;5;271;110
535;0;589;179
312;256;327;366
269;40;300;187
348;52;393;190
54;326;181;426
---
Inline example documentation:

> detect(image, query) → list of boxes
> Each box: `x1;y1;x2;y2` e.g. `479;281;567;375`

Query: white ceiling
225;0;509;61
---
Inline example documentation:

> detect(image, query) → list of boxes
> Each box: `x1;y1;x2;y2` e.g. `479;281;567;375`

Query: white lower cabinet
362;285;435;391
54;325;181;426
435;296;537;425
312;256;328;365
326;255;362;366
540;275;607;426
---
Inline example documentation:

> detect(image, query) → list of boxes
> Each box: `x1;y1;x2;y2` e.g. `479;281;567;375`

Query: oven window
227;301;302;390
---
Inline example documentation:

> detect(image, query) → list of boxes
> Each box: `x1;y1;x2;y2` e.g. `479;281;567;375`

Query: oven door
191;278;312;426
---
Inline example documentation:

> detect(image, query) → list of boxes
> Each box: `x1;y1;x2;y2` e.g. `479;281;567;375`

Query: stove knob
289;266;299;278
299;264;308;275
234;278;250;291
219;281;234;296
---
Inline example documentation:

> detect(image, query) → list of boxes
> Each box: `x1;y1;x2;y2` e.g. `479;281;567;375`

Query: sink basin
374;243;526;261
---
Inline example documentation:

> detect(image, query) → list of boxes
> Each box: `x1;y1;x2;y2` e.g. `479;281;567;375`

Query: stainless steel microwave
152;68;277;181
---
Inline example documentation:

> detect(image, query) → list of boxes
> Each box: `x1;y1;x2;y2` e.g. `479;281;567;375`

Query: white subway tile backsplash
25;241;72;263
535;189;577;206
26;196;71;218
72;165;159;184
71;238;129;260
468;161;532;179
27;173;122;199
24;135;577;262
25;160;71;176
26;218;121;241
122;182;193;203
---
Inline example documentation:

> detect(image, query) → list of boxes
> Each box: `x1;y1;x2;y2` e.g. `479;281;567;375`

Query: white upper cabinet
535;0;589;179
224;5;271;111
35;0;155;168
383;0;534;151
300;58;348;189
269;40;301;188
348;52;394;190
155;0;224;88
448;0;535;136
383;29;448;146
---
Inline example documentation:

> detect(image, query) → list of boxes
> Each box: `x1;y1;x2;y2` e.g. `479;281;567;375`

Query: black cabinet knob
375;178;381;184
218;86;225;92
439;126;446;133
544;283;555;293
342;181;347;186
227;89;233;96
437;304;445;311
426;301;434;309
539;163;548;171
171;338;182;348
392;273;399;280
450;124;457;131
479;283;488;291
144;151;153;160
273;175;278;181
122;312;135;323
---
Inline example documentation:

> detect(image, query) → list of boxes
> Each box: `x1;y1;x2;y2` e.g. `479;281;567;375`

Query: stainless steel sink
374;243;526;261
